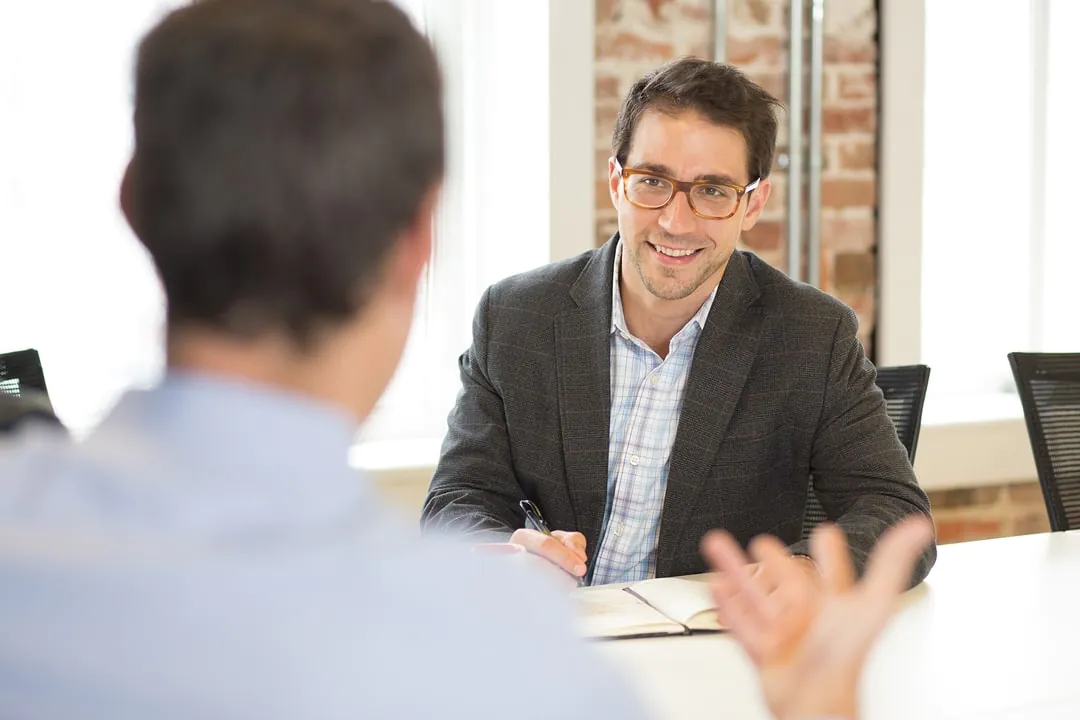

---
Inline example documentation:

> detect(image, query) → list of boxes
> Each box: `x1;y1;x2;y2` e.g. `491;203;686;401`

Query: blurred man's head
120;0;443;421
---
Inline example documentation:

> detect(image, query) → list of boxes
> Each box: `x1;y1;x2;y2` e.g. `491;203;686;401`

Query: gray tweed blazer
421;235;936;584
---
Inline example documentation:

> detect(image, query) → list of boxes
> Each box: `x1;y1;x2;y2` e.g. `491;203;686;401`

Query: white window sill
352;392;1040;499
914;391;1036;491
350;437;440;487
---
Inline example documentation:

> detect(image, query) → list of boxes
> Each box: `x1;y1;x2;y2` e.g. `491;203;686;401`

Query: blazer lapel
554;236;619;552
655;251;764;577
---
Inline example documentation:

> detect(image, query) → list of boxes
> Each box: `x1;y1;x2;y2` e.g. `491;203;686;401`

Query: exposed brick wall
595;0;712;248
594;0;878;349
929;482;1050;545
593;0;1048;546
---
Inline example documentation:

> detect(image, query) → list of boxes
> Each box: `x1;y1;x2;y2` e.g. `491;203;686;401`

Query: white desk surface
590;531;1080;720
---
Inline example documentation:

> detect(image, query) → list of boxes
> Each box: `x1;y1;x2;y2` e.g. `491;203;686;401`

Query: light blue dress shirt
0;372;644;719
590;243;717;586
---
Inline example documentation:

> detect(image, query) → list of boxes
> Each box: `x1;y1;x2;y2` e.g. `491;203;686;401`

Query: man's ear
119;158;138;234
740;178;772;232
389;183;439;295
608;157;621;209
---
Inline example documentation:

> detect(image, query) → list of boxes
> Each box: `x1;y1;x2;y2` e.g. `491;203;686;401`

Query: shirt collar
610;239;718;339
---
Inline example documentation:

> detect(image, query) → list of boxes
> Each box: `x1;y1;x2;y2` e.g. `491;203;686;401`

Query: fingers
552;530;588;564
810;523;856;595
860;516;935;605
702;530;764;602
702;531;770;654
510;528;588;577
747;536;815;631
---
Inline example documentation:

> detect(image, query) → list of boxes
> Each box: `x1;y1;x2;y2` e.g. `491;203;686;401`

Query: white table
592;531;1080;720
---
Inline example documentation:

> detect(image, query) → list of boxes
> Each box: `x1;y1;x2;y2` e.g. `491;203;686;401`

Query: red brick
596;74;621;103
596;32;675;62
752;248;785;272
596;102;620;139
929;487;1003;509
596;217;619;247
741;220;782;252
820;216;874;252
731;0;782;29
597;148;615;177
1013;511;1050;536
818;251;837;290
762;176;784;215
1006;482;1046;506
743;70;786;103
824;37;875;64
725;35;783;67
822;178;876;207
833;251;875;293
837;138;876;171
823;106;877;134
596;179;615;210
934;518;1005;545
597;0;619;23
837;69;877;101
678;3;711;24
645;0;676;20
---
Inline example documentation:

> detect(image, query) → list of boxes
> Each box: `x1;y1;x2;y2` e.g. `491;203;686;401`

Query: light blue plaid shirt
590;243;717;586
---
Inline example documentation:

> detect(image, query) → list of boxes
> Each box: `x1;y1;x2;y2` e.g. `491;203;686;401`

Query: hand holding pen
511;499;589;584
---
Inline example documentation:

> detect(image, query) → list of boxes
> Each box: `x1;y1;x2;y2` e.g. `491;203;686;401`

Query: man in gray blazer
422;58;935;588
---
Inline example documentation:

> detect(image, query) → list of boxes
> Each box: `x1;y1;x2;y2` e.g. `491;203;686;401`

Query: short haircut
128;0;444;346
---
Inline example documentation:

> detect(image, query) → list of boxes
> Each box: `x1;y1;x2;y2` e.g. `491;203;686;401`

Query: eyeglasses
615;160;760;220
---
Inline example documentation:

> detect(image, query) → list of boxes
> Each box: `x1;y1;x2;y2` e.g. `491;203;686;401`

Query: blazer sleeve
420;286;525;541
789;306;937;586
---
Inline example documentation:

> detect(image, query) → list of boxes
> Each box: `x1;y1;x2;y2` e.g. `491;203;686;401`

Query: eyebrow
634;162;743;186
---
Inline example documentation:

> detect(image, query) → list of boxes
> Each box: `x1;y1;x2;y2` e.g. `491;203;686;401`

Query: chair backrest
1008;352;1080;532
0;348;50;399
801;364;932;539
0;349;61;434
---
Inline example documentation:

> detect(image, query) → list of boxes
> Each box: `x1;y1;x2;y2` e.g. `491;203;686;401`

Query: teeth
654;244;698;257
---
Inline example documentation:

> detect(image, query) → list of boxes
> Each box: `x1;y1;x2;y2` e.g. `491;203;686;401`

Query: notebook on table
572;574;725;640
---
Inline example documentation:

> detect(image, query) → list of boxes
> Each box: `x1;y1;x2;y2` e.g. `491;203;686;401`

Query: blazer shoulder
486;247;601;312
742;251;856;323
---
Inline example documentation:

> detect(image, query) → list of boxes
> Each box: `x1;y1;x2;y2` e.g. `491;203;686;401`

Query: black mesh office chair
1008;352;1080;532
0;348;62;433
801;364;932;539
0;348;50;397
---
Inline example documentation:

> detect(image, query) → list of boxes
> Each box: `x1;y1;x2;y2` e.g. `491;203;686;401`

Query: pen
519;499;553;535
519;499;586;587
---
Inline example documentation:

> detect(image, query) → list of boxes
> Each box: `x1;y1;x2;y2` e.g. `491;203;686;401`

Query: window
877;0;1079;486
1;0;589;454
355;0;555;455
0;1;178;435
894;0;1080;419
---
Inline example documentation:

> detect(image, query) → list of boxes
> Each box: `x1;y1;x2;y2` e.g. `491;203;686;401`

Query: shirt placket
597;343;665;583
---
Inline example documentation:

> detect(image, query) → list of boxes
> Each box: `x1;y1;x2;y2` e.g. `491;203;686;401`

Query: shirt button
630;454;640;466
614;523;623;536
650;375;659;385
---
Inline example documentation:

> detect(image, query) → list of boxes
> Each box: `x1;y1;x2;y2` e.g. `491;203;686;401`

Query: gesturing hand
701;517;934;720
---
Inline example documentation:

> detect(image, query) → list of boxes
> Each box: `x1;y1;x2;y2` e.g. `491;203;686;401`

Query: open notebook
572;574;725;640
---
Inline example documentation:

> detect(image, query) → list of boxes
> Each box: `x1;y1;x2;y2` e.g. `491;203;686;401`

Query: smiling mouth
648;242;704;258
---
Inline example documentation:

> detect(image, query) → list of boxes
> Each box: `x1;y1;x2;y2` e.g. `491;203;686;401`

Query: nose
658;190;696;235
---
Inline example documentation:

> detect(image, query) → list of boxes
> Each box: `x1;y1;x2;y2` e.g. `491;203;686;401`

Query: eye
700;185;735;199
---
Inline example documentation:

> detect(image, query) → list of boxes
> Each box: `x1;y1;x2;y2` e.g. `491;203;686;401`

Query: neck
620;270;723;358
165;326;381;425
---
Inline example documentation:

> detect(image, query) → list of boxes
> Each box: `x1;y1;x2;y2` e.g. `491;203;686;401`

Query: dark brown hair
128;0;443;347
612;57;783;183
